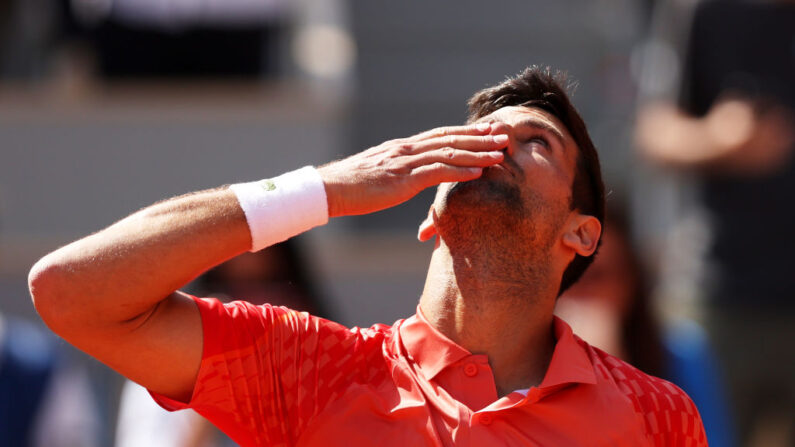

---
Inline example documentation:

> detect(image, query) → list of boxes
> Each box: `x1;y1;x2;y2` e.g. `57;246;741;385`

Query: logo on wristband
261;180;277;191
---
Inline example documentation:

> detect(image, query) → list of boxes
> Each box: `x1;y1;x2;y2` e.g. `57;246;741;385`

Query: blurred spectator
635;1;795;445
1;213;101;447
555;204;735;447
195;237;330;316
0;313;101;447
116;237;329;447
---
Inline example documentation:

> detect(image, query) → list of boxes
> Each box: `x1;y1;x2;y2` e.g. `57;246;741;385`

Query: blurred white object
116;380;218;447
31;359;102;447
293;24;356;79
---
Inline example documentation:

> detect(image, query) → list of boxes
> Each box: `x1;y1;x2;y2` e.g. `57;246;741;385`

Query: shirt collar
398;306;596;388
398;306;473;380
538;316;597;389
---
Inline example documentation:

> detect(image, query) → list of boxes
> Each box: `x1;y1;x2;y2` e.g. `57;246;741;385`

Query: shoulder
586;344;707;446
191;296;396;356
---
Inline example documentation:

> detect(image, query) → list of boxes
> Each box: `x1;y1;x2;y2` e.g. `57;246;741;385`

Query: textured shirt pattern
151;297;707;446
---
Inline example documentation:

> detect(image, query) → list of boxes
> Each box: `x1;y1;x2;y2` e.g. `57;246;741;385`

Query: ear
561;214;601;257
417;206;438;242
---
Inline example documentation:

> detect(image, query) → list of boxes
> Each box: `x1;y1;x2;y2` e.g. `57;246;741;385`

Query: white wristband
230;166;329;252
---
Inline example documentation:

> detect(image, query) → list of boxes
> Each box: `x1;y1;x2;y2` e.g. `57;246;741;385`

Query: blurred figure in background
635;1;795;445
194;237;330;316
0;313;102;447
555;204;735;447
116;237;328;447
1;217;101;447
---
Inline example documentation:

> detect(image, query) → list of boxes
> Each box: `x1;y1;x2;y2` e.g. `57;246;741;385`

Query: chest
295;360;647;447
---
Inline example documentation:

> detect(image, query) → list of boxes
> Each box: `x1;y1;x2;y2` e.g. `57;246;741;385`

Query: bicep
79;291;203;403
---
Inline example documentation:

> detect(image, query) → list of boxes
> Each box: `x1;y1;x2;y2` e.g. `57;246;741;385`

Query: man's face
432;105;580;242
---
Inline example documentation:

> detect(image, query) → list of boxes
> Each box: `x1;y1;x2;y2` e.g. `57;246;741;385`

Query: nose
489;121;513;156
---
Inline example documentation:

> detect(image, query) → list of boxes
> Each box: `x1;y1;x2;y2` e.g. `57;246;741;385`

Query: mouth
482;164;507;177
483;159;517;180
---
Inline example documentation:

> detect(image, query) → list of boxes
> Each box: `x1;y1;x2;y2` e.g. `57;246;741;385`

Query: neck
419;237;557;397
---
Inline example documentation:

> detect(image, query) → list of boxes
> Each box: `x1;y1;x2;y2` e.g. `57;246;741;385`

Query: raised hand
318;122;507;217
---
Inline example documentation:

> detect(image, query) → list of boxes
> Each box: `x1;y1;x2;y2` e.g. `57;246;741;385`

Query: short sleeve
610;357;708;446
148;296;365;447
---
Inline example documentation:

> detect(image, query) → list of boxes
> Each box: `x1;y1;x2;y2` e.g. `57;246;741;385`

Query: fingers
397;124;507;186
411;163;485;188
409;133;509;154
407;148;504;169
406;122;493;142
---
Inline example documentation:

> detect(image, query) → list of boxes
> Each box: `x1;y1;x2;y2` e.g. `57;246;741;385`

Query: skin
29;106;600;404
635;98;794;176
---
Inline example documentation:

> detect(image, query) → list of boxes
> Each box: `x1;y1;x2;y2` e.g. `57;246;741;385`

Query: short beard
434;172;559;298
443;154;530;227
446;175;527;219
441;166;530;238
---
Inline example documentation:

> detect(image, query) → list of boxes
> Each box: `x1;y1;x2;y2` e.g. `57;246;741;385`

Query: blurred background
0;0;792;446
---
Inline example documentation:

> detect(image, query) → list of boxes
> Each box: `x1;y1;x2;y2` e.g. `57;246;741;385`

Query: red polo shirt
151;297;707;446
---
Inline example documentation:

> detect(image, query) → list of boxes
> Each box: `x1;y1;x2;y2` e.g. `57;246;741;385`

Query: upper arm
78;291;203;403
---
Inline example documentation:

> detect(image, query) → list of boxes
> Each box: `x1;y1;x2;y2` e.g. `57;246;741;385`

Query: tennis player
29;67;706;446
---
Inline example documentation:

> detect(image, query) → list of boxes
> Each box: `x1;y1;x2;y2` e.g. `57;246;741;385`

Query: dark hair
467;66;606;295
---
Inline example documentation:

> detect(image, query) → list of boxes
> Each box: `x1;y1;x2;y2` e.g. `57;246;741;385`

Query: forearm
635;102;721;167
29;187;250;330
636;99;790;173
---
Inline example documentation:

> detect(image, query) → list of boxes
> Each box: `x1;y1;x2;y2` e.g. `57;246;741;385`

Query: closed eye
523;135;550;150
